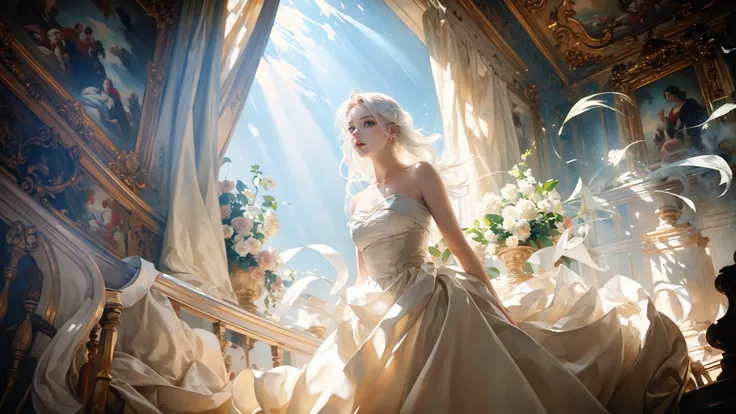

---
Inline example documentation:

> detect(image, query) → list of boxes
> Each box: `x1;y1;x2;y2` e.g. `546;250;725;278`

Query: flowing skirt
237;263;690;413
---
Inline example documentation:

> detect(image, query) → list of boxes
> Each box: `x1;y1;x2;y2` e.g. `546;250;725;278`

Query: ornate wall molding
139;0;178;29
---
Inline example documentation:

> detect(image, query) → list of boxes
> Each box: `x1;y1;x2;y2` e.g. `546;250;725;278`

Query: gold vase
497;246;537;285
229;263;263;314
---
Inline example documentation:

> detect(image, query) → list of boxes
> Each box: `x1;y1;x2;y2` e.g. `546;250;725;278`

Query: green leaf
263;195;275;202
254;232;265;241
485;214;503;225
428;246;441;257
237;193;248;206
222;157;231;165
537;236;554;247
218;193;232;206
262;200;273;208
441;248;451;262
542;179;560;193
236;180;247;192
486;267;500;278
272;203;278;211
536;184;544;195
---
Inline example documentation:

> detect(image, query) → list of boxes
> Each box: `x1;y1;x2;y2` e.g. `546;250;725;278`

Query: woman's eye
364;120;375;127
347;126;355;133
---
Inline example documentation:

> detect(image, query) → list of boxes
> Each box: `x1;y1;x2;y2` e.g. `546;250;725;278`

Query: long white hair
336;92;467;207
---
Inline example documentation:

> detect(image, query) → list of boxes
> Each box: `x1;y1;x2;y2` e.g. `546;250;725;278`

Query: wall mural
573;0;707;43
0;0;158;151
0;80;130;257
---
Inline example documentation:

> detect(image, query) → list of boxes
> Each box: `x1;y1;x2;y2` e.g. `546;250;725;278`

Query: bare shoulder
410;161;442;187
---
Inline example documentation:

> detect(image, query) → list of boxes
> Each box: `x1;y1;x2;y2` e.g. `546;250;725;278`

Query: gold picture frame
0;0;177;192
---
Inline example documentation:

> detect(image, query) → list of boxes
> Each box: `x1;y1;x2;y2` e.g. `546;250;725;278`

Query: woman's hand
659;108;666;122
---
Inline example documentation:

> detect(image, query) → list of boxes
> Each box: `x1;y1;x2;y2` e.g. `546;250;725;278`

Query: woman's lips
355;143;366;148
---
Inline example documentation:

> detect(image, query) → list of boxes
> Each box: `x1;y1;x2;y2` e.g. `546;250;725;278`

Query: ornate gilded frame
0;63;164;263
608;25;735;166
0;0;177;193
501;0;728;80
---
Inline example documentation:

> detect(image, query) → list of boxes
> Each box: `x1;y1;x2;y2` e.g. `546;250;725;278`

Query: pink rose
257;249;276;270
249;267;265;281
220;205;231;220
218;180;235;193
231;216;253;234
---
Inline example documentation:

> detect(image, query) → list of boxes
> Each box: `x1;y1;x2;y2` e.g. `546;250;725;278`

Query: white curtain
158;0;236;301
218;0;280;159
423;4;521;224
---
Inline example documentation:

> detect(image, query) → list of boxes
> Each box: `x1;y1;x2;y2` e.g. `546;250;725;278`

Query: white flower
501;184;519;203
478;193;503;215
501;205;520;221
222;225;234;239
502;216;517;232
550;199;564;214
233;241;251;257
537;199;552;214
259;175;276;190
518;180;536;197
247;205;262;216
485;243;498;257
244;237;262;254
233;233;246;244
483;230;497;243
506;236;519;248
547;189;561;202
244;189;256;204
526;175;537;185
514;219;532;241
515;199;538;221
527;191;542;203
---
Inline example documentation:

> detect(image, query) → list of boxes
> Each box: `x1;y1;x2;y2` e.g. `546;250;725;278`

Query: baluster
77;323;101;402
0;264;43;410
0;222;39;326
271;345;283;367
241;335;255;369
87;290;123;414
705;251;736;381
213;322;233;378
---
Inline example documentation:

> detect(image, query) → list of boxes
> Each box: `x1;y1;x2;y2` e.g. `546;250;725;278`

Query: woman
245;92;690;413
655;85;708;161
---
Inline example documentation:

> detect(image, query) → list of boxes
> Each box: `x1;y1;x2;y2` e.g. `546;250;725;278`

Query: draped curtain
423;3;521;225
218;0;280;159
157;0;234;301
157;0;278;301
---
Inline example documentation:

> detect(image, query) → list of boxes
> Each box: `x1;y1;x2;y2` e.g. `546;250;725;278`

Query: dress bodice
349;194;432;280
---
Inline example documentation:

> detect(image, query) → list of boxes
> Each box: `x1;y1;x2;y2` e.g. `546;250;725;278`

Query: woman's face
347;104;391;158
664;91;677;103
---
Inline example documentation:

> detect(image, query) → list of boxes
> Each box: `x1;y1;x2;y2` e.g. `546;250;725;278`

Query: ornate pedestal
497;246;536;285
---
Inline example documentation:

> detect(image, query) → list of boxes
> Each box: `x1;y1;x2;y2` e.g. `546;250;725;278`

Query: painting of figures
572;0;705;43
634;65;709;165
0;0;158;150
0;81;130;256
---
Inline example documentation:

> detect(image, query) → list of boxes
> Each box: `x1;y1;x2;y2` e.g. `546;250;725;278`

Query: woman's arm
414;162;517;325
350;194;369;285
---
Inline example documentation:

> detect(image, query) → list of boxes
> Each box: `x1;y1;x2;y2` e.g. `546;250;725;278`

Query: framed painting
0;0;175;173
507;86;548;179
0;61;163;261
632;64;710;165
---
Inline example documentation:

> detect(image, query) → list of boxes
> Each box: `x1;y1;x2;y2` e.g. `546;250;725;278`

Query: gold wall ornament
563;47;603;72
128;212;162;264
55;100;99;145
109;151;148;193
524;84;539;106
549;0;613;49
139;0;178;29
146;61;165;98
230;264;263;314
15;125;82;205
523;0;546;12
608;38;692;92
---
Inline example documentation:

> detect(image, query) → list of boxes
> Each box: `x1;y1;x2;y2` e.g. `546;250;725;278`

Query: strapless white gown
238;194;691;413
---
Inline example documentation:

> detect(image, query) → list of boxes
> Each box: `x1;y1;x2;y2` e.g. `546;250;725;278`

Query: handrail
153;272;322;355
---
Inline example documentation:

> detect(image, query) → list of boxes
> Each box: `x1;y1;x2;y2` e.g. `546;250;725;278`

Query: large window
223;0;442;299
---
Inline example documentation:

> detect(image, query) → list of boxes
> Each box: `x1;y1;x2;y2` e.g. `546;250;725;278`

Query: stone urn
497;246;537;285
229;263;263;314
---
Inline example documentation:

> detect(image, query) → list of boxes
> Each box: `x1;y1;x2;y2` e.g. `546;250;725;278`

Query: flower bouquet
219;163;292;313
465;150;569;283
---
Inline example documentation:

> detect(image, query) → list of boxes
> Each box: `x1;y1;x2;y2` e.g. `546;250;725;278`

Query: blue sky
222;0;442;300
